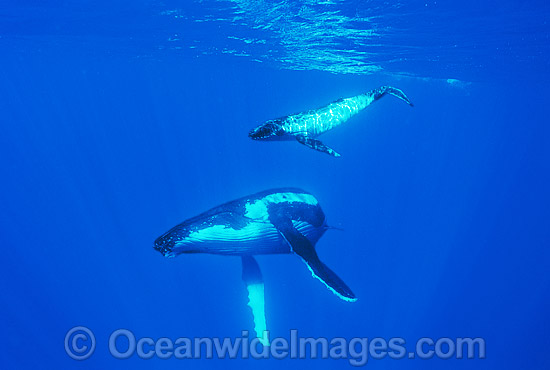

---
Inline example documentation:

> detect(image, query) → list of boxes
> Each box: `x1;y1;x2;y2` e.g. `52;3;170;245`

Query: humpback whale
154;188;355;344
249;86;413;157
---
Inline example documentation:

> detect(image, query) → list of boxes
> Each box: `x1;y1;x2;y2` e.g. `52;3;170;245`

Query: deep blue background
1;1;549;369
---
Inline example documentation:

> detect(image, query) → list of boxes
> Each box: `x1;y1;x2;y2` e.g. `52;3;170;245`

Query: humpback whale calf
249;86;413;157
154;188;355;344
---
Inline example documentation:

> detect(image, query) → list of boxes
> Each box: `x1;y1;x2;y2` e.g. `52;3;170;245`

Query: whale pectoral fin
242;256;270;346
271;216;356;302
295;134;341;157
292;240;357;302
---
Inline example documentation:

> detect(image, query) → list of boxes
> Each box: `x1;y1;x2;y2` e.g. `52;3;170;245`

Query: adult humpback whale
249;86;413;157
154;188;355;344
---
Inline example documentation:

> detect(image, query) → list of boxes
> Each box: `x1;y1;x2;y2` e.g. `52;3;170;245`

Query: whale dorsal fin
295;134;341;157
269;214;356;302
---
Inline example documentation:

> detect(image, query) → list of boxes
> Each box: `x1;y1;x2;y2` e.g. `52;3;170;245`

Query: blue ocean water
1;1;549;369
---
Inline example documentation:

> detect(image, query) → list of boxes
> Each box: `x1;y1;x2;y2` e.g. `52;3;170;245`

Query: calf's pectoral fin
295;134;341;157
269;213;356;302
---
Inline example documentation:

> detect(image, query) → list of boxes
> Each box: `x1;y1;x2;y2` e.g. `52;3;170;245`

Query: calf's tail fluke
373;86;414;107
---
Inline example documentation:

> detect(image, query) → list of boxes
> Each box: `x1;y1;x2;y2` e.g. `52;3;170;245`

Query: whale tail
373;86;414;107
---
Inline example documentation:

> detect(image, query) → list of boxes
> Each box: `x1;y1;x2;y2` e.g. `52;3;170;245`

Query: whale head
154;224;199;258
154;232;179;257
249;120;286;141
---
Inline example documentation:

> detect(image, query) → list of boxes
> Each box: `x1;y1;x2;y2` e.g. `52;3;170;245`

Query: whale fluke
374;86;414;106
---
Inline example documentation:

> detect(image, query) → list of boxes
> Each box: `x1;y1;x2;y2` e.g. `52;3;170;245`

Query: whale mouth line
248;128;273;140
154;243;174;257
249;120;287;141
249;133;273;141
248;130;262;140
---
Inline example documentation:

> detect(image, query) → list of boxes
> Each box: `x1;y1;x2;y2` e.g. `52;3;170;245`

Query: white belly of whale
176;222;287;255
173;220;324;255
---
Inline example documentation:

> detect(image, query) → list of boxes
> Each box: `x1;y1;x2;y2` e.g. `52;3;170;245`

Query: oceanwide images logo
65;326;486;365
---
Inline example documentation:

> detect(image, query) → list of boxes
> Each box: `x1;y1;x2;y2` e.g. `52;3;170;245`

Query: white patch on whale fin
246;283;270;346
242;256;270;346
